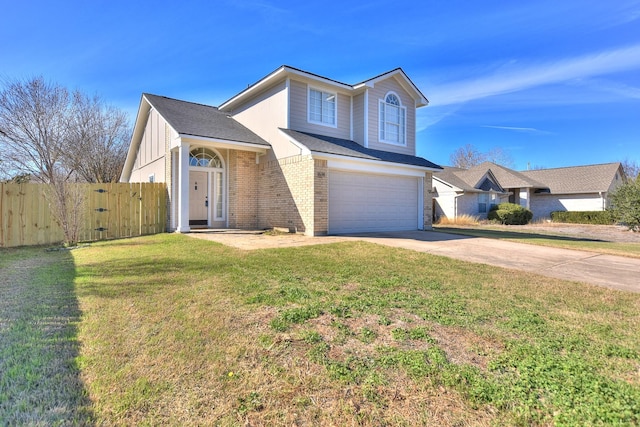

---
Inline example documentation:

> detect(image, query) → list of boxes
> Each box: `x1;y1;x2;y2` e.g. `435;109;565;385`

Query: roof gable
143;94;269;146
219;65;428;111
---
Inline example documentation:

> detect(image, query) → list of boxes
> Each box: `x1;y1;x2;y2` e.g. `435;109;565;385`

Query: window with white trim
379;92;406;145
308;88;336;126
478;193;488;213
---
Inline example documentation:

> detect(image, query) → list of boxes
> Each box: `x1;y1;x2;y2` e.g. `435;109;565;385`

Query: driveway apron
345;231;640;293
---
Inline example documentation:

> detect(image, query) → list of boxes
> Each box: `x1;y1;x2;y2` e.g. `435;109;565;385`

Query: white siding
289;79;351;140
367;77;416;156
530;193;606;220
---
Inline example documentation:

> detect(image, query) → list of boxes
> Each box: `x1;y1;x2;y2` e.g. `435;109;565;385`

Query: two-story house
120;66;442;235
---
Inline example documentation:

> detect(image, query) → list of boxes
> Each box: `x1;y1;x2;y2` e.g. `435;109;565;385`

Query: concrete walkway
188;229;640;293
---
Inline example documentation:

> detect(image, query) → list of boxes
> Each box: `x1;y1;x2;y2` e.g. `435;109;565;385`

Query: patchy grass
3;235;639;425
66;234;640;426
436;225;640;258
0;247;93;425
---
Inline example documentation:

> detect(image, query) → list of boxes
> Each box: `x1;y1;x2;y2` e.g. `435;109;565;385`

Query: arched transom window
379;92;406;145
189;147;223;168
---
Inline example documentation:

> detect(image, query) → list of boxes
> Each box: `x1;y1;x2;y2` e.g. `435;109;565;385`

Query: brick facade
257;155;328;236
228;150;259;229
423;171;433;230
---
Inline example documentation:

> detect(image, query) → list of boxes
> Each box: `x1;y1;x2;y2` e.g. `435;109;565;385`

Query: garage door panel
329;170;419;234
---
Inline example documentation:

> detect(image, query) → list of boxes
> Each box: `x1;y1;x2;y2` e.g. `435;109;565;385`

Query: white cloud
481;125;553;135
427;44;640;107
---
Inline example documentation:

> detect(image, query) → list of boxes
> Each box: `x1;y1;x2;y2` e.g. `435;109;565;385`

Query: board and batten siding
366;77;416;156
289;79;351;140
130;109;168;183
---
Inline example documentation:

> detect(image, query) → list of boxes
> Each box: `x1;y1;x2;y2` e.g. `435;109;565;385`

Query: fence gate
1;182;167;248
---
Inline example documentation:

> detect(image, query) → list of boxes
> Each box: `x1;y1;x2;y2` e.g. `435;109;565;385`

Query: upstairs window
379;92;406;145
308;88;336;127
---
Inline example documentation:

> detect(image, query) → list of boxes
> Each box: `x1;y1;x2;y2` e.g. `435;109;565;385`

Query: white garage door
329;170;420;234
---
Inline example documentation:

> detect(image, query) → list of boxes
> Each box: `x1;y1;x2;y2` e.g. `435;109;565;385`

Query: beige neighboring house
433;161;625;221
120;66;442;235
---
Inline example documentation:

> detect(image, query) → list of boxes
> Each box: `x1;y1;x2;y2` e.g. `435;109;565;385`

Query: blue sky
2;0;639;170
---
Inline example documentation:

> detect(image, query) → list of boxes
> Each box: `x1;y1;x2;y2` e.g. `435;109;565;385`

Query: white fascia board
353;69;429;107
220;66;353;112
120;96;154;182
179;134;270;153
314;152;435;177
285;67;352;91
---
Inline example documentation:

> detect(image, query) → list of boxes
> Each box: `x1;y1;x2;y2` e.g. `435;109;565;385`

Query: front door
189;171;208;226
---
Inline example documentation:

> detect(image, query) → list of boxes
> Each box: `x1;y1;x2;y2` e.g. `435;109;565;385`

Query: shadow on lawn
0;247;94;425
434;227;606;243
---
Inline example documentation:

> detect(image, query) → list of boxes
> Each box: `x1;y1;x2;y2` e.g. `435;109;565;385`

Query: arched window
189;147;223;168
379;92;406;145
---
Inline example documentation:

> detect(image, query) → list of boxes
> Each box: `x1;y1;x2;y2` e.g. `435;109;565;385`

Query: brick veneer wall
423;172;433;230
228;150;259;228
313;159;328;235
258;155;328;235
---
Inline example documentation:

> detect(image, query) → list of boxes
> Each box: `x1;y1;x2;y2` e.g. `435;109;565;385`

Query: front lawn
2;234;639;425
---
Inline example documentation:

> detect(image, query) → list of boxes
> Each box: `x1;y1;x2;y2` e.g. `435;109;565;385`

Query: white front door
189;171;208;226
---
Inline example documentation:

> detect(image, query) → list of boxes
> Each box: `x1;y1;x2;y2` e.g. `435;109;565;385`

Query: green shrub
488;203;533;225
609;177;640;231
550;211;614;225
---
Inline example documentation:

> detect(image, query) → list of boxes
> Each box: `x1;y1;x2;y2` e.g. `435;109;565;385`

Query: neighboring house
120;66;442;235
433;161;624;221
520;163;625;218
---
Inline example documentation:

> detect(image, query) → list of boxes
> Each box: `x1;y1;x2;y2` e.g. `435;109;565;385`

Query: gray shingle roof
521;162;623;194
469;162;547;189
280;129;442;170
143;94;270;147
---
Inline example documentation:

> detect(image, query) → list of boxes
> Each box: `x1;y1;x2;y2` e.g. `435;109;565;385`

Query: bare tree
0;76;131;245
621;159;639;180
0;77;73;184
484;146;514;168
65;93;129;183
449;144;485;168
449;144;514;168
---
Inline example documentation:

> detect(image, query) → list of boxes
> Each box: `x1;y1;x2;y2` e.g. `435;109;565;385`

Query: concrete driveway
188;229;640;293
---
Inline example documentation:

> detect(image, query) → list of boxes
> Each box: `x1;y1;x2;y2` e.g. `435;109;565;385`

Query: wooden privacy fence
1;182;167;248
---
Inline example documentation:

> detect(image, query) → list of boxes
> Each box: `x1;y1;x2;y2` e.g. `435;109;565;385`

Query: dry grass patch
436;214;480;226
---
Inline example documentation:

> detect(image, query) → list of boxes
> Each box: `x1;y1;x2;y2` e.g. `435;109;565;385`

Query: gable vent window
379;92;406;145
308;88;336;127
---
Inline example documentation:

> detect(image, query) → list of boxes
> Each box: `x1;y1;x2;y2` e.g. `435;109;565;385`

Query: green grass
0;247;93;425
3;234;640;425
436;225;640;258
